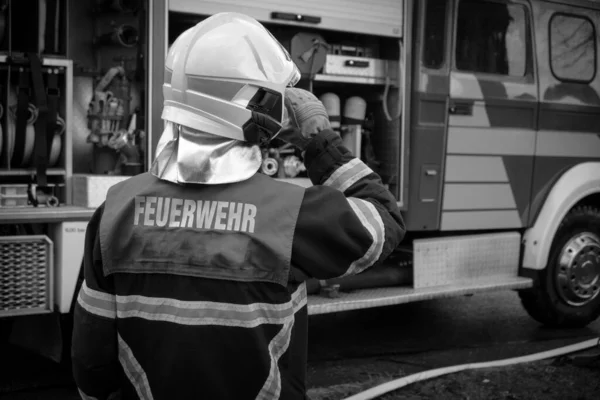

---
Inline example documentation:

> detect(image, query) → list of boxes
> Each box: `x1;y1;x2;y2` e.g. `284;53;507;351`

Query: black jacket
72;130;405;400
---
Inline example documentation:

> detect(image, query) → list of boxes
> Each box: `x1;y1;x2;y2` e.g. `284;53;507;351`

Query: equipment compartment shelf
313;74;398;86
0;168;66;176
0;206;95;224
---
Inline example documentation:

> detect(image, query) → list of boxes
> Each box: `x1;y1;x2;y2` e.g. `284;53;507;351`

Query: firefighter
71;12;405;400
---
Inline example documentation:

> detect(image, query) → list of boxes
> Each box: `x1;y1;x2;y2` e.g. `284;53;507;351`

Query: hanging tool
0;1;7;47
38;0;47;54
95;24;139;48
95;66;125;93
109;111;141;164
261;157;279;176
107;97;119;131
290;33;329;78
27;183;59;208
0;103;3;157
382;39;403;121
127;110;137;134
105;0;142;13
88;65;127;146
48;115;65;167
282;156;306;178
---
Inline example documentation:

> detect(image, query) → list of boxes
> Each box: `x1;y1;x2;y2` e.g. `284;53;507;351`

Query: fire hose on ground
342;337;600;400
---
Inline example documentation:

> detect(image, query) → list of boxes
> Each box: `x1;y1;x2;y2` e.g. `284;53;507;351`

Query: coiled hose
343;337;600;400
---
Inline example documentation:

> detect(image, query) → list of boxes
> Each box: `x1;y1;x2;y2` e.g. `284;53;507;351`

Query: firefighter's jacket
72;130;406;400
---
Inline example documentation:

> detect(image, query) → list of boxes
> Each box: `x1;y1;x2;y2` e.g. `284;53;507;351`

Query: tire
519;205;600;328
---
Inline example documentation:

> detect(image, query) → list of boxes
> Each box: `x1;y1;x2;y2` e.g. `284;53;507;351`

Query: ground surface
307;358;600;400
304;291;600;400
1;291;599;399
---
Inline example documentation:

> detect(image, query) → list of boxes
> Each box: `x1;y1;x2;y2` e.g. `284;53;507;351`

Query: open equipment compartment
0;0;74;321
0;0;73;210
0;0;150;320
165;0;410;202
67;0;149;207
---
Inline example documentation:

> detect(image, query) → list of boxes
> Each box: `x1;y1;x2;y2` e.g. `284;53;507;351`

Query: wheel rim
556;232;600;307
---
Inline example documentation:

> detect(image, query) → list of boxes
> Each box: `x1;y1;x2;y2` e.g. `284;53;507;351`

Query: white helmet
162;12;301;144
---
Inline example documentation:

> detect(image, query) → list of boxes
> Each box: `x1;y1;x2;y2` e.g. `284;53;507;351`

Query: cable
382;39;403;121
342;337;600;400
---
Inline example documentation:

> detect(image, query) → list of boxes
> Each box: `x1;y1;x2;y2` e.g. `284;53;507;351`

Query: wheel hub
556;233;600;307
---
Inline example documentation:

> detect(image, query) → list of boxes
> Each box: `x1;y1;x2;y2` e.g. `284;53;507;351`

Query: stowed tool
259;87;334;178
281;153;306;178
289;32;329;81
319;92;341;132
260;155;279;176
95;24;140;48
107;110;145;175
27;182;59;208
87;66;126;142
260;143;307;178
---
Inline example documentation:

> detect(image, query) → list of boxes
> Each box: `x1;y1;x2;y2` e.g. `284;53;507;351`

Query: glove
278;88;332;151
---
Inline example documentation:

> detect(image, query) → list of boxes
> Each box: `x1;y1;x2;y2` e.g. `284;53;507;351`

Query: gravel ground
303;291;600;400
306;344;600;400
307;359;600;400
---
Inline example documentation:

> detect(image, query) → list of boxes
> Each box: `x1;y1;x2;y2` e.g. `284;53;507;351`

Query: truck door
444;0;537;231
404;0;452;231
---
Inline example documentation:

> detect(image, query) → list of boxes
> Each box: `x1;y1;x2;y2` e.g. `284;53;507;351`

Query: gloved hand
278;88;332;151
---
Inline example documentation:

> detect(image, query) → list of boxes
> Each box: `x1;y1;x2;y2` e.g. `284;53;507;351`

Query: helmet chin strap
242;112;283;145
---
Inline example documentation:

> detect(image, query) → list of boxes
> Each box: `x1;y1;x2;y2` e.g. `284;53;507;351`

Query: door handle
344;59;370;68
449;102;473;116
271;12;321;24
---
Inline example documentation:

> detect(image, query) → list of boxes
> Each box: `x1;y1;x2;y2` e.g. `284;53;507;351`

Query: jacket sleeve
72;203;122;400
290;129;406;280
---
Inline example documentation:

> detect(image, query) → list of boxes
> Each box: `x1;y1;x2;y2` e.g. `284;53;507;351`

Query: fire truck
1;0;600;361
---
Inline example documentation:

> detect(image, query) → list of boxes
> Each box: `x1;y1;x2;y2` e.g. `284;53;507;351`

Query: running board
307;276;533;315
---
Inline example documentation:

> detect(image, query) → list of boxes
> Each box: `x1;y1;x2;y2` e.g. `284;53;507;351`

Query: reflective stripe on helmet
287;67;301;88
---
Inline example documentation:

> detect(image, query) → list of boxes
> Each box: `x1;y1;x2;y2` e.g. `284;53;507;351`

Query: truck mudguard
522;162;600;270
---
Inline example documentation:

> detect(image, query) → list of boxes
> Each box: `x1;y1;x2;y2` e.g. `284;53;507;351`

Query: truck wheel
519;205;600;328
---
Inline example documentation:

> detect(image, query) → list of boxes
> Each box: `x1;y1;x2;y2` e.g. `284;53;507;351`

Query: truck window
423;0;448;69
455;0;528;77
549;13;596;83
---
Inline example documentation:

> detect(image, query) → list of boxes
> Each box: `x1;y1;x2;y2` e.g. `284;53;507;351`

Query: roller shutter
168;0;404;38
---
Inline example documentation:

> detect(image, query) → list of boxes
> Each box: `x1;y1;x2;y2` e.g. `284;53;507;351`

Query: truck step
414;232;522;288
307;276;533;315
